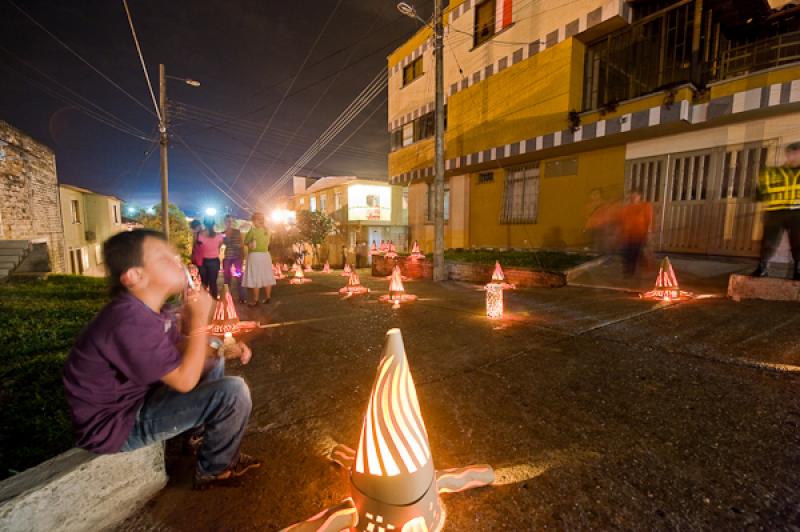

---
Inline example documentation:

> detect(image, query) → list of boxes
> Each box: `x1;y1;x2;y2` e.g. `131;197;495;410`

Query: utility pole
159;63;169;240
432;0;445;281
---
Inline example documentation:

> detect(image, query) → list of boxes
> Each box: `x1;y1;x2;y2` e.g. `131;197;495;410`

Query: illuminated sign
348;184;391;222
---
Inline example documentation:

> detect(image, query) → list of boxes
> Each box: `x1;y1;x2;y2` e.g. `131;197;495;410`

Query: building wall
0;120;66;272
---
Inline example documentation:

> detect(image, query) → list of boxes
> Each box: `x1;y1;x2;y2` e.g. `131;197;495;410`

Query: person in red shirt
619;190;653;276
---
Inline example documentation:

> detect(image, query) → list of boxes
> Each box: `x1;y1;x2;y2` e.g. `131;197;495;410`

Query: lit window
402;123;414;147
320;193;327;212
310;196;317;212
70;199;81;224
334;191;342;211
402;57;423;86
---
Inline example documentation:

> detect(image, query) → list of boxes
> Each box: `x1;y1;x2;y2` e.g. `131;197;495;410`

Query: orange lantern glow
304;263;312;272
273;264;284;279
282;263;289;272
285;329;495;532
410;240;424;260
290;265;313;285
490;261;514;290
342;263;353;277
340;271;370;295
385;242;398;260
323;261;332;273
485;282;503;319
380;266;416;308
370;240;379;256
209;288;257;336
641;257;693;301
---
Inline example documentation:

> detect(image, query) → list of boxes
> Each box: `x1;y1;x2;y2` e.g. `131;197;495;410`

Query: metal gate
626;141;777;257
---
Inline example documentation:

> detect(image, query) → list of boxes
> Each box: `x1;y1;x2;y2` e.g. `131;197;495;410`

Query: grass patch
438;249;596;271
0;275;108;479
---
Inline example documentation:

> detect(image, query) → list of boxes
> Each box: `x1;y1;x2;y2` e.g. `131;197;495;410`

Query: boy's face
785;148;800;167
138;236;186;295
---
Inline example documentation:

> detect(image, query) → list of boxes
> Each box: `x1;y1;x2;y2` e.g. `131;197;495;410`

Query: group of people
190;212;276;306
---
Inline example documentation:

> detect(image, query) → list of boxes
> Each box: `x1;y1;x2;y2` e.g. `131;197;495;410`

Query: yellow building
59;185;124;275
286;176;408;266
388;0;800;261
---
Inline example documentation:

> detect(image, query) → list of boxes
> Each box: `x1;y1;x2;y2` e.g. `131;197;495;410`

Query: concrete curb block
727;274;800;302
0;444;167;532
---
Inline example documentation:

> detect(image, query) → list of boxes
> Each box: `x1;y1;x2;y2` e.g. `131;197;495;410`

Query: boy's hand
238;342;252;365
187;289;213;329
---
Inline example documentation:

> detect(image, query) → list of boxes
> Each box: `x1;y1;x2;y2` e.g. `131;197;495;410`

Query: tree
138;203;193;260
295;210;336;265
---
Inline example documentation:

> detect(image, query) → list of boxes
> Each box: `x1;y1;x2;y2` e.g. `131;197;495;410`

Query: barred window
501;165;539;223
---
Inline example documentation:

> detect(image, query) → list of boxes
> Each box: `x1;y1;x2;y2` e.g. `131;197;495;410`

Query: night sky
0;0;432;217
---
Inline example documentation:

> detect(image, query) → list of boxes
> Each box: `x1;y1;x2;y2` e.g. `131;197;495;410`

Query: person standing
190;219;203;268
619;189;653;277
242;212;276;305
197;217;224;299
222;215;246;303
752;142;800;280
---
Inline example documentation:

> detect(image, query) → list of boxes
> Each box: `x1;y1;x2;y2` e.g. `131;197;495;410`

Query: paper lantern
385;242;398;260
304;263;312;272
410;241;424;260
290;265;312;285
273;264;284;279
209;287;257;336
285;329;495;532
641;257;693;301
342;263;353;277
370;241;379;256
380;266;416;308
486;283;503;319
340;271;370;295
322;261;332;273
490;261;514;290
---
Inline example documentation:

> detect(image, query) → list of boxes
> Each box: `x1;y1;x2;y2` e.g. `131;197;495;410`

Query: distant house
59;184;124;275
0;120;66;273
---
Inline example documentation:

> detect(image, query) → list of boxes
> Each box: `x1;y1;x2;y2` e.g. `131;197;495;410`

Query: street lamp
398;1;446;281
159;65;200;241
205;207;217;217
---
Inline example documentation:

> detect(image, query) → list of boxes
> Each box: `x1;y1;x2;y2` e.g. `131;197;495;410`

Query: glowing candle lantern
285;329;496;532
273;264;284;280
380;266;416;308
188;264;201;289
385;242;398;260
342;263;353;277
290;265;312;285
230;264;242;278
211;290;242;335
304;263;312;272
410;240;424;260
340;271;370;295
490;261;514;290
322;261;332;273
379;240;388;253
485;282;503;319
641;257;693;301
370;240;379;256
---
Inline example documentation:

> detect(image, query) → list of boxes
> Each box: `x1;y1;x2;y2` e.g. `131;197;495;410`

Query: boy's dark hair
103;229;167;296
786;142;800;152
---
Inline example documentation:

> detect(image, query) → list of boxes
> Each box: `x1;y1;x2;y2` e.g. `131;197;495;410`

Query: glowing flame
389;266;405;295
230;264;242;278
410;241;423;260
282;263;289;272
385;242;398;259
340;271;369;294
342;263;352;276
323;261;331;273
304;263;312;272
354;330;431;477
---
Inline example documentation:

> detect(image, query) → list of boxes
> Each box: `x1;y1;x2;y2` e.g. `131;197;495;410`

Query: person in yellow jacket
753;142;800;280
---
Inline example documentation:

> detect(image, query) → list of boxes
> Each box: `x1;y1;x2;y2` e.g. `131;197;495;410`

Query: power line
229;0;345;191
5;0;156;118
121;0;162;123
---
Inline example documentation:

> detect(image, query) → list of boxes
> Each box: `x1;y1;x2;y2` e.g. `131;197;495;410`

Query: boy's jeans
120;358;252;476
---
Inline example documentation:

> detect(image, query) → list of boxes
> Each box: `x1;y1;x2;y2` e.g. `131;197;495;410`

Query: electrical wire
5;0;156;118
121;0;162;123
229;0;345;191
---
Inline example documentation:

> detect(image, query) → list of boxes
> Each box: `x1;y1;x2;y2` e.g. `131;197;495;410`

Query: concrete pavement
117;269;800;531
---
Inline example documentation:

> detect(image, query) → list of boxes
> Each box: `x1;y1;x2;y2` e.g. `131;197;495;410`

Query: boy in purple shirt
63;229;260;489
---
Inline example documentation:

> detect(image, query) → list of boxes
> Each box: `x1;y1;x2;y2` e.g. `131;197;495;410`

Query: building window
390;129;403;151
389;106;446;152
334;191;342;211
414;112;435;142
403;57;423;86
478;171;494;184
426;182;450;222
310;196;317;212
402;123;414;147
501;165;539;223
70;199;81;224
320;193;327;212
474;0;496;47
299;197;305;206
113;204;119;224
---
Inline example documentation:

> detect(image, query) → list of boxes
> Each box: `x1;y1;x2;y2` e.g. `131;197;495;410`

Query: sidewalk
117;270;800;531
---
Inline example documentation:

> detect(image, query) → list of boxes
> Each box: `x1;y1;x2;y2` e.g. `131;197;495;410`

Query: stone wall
372;255;566;288
0;120;65;272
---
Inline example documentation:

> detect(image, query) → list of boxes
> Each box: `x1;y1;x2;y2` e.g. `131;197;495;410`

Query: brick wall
372;255;566;287
0;120;65;272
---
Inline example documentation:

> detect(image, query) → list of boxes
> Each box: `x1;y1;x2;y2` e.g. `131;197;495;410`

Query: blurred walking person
242;212;276;305
197;217;224;299
223;215;246;303
619;189;653;277
752;142;800;280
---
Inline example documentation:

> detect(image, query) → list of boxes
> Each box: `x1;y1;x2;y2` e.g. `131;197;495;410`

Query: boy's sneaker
192;453;262;490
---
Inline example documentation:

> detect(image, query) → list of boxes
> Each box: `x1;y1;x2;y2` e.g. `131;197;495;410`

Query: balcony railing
716;31;800;80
